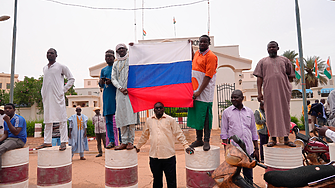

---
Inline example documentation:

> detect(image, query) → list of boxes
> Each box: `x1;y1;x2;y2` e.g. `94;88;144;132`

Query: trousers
96;133;106;154
121;125;135;144
150;156;176;188
0;138;25;170
44;122;68;143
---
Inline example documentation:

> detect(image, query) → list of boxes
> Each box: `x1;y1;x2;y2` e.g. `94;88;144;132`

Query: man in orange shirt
187;35;218;151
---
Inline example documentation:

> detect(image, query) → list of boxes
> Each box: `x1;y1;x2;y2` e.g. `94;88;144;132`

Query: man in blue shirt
99;50;118;149
0;103;26;170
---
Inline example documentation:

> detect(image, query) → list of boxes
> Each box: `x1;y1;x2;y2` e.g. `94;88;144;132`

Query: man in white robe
112;43;139;150
37;48;75;151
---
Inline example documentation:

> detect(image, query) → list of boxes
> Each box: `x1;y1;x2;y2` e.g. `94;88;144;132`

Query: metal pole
142;0;144;40
134;0;137;42
207;0;210;35
10;0;18;103
295;0;309;135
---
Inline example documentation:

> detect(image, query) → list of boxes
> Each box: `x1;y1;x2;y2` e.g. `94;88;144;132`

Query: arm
257;77;263;102
136;119;150;151
68;119;72;139
325;128;335;142
0;130;8;142
3;115;22;136
171;118;188;149
98;69;105;88
111;63;122;89
62;65;75;93
193;76;211;99
220;111;229;151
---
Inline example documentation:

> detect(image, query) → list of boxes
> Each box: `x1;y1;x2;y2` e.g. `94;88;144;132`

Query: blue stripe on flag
128;60;192;88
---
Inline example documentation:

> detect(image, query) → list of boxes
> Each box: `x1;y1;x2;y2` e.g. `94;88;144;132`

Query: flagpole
142;0;144;40
295;0;309;135
134;0;137;42
207;0;210;35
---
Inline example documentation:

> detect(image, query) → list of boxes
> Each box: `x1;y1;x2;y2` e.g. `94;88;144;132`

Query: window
0;83;2;89
6;83;10;89
88;81;91;86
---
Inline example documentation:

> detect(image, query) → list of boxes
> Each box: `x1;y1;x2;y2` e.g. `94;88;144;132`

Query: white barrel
0;147;29;188
105;149;138;188
264;145;303;172
185;145;220;188
329;143;335;161
37;146;72;188
34;123;42;138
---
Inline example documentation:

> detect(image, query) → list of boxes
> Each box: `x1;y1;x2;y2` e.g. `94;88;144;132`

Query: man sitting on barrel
0;103;27;170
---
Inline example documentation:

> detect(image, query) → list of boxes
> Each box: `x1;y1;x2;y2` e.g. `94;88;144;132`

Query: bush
26;120;44;137
291;115;299;125
175;112;187;117
87;120;95;137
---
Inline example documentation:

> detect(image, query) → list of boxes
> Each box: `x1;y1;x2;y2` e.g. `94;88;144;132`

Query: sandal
59;143;67;151
284;141;296;147
36;143;52;150
267;141;276;147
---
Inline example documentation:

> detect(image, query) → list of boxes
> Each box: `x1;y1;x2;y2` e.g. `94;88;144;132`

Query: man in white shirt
318;126;335;142
36;48;75;151
0;106;5;140
136;102;193;188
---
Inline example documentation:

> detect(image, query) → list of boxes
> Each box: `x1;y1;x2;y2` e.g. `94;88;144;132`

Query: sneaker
189;140;204;148
106;142;115;149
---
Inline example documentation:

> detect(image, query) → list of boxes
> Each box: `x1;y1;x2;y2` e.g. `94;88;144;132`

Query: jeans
0;138;25;170
52;137;61;146
105;115;115;143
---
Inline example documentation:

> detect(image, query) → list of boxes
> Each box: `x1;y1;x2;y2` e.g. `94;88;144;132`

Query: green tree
0;89;9;106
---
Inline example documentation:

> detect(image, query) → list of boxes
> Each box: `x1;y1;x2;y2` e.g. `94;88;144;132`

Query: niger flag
324;57;332;79
295;59;301;79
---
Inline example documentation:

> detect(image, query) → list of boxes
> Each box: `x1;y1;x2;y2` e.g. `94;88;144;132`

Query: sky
1;0;335;88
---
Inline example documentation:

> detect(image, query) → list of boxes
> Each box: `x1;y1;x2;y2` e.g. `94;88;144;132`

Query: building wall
0;72;19;91
84;78;99;88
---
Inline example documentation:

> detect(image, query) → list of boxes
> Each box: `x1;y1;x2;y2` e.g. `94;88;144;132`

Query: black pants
95;133;106;154
149;156;176;188
259;133;269;161
196;108;211;142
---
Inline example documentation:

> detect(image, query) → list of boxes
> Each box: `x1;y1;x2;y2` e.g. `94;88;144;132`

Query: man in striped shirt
92;107;106;157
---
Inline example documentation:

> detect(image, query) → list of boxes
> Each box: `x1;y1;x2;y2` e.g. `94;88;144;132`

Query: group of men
4;36;335;187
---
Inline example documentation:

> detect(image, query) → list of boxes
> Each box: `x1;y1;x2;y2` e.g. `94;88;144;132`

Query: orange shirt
192;49;218;78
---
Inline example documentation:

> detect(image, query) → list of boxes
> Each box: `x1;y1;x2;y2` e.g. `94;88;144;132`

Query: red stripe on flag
128;83;193;113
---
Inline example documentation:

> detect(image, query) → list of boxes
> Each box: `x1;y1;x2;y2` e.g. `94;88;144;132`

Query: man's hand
105;78;112;85
186;147;194;155
257;94;263;102
253;149;260;162
120;88;128;95
317;126;329;137
99;78;105;86
3;114;10;123
135;146;140;153
193;91;201;100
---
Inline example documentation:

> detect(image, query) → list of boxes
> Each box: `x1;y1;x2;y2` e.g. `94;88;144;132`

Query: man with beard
99;50;118;149
221;90;259;183
112;43;139;150
37;48;75;151
253;41;296;147
187;35;218;151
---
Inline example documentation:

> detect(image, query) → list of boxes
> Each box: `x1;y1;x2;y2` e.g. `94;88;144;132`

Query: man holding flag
187;35;218;151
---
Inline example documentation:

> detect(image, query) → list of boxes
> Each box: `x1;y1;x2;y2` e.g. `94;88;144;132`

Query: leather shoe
189;140;204;148
114;143;127;150
126;143;134;150
96;153;102;157
203;141;210;151
106;142;115;149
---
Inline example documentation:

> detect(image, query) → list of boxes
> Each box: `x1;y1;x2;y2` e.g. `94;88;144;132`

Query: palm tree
304;56;327;88
282;51;328;89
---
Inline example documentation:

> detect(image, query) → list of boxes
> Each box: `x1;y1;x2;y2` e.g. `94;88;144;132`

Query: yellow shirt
136;114;189;159
302;104;311;115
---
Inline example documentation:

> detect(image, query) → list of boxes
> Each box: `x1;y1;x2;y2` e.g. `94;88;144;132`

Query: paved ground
25;129;300;188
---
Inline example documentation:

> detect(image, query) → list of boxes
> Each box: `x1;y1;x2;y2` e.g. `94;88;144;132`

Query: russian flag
128;41;193;113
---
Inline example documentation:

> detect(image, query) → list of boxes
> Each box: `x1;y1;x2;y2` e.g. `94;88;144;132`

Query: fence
135;108;191;131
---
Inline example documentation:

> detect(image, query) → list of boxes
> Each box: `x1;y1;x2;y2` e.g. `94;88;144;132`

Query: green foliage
0;89;9;106
25;120;44;137
86;120;95;137
175;112;187;117
291;115;300;125
165;107;178;117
